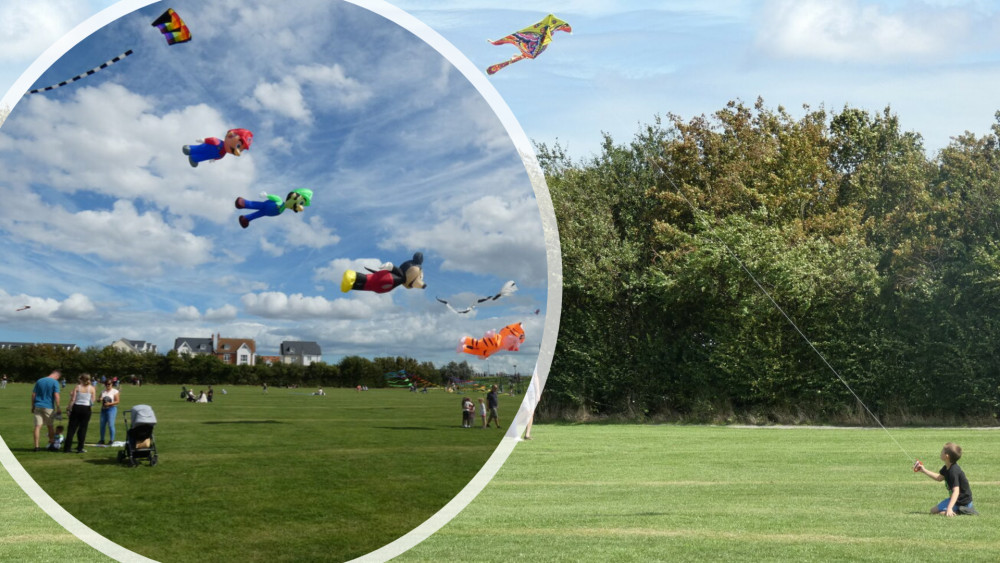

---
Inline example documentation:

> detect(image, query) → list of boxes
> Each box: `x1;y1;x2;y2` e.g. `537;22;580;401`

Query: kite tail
486;53;530;75
488;35;519;47
28;50;134;94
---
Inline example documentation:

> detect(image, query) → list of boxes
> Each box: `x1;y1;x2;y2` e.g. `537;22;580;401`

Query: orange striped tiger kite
457;322;525;359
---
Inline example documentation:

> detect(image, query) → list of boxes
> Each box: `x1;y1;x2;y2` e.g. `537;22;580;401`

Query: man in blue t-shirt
31;370;63;452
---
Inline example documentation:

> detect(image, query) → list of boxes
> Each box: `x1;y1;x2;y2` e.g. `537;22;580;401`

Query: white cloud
205;304;238;321
258;235;284;257
314;257;383;284
239;63;373;124
382;194;548;285
174;306;200;321
0;192;214;274
241;291;382;320
215;275;269;294
294;64;374;110
280;215;340;249
0;289;98;321
756;0;969;62
241;76;312;123
0;83;257;223
54;292;97;318
0;0;91;62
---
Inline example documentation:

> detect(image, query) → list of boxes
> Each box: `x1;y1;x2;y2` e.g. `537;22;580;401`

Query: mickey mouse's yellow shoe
341;270;357;293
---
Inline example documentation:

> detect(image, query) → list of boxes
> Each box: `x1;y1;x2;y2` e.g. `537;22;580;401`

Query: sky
0;0;548;371
4;0;1000;370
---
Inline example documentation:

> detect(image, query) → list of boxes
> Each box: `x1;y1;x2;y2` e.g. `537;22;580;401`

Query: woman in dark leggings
63;374;96;453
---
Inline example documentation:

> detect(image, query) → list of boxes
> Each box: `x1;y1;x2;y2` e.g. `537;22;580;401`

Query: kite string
645;156;915;463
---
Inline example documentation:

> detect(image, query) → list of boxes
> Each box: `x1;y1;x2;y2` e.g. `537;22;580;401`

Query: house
280;341;322;366
174;337;214;357
111;338;157;354
214;334;255;366
256;355;281;366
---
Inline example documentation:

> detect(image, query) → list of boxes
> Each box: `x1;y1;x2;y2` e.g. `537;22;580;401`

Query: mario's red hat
228;128;253;151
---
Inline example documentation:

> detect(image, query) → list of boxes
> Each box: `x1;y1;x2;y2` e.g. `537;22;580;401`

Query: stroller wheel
150;455;158;467
117;450;125;462
128;458;137;468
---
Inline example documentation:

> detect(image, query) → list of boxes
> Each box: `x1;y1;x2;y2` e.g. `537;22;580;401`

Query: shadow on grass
83;457;123;466
202;420;282;425
375;426;439;431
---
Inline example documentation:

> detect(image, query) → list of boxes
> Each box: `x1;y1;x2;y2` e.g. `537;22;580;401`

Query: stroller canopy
130;404;157;425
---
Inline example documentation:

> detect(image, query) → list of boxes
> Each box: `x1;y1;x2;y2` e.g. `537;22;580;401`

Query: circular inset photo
0;1;559;561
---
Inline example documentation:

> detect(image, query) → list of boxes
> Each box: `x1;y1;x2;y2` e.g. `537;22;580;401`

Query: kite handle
913;459;922;472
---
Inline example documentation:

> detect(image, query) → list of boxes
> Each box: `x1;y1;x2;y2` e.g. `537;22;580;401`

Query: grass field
0;383;504;562
397;425;1000;562
3;420;1000;562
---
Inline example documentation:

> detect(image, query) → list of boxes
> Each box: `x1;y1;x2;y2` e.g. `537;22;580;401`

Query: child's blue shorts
936;499;974;513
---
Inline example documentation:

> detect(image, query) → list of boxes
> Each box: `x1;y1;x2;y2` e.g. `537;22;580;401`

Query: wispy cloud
756;0;971;63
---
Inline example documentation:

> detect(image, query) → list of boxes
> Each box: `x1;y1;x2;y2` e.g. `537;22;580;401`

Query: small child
478;398;487;428
914;442;978;516
48;425;65;452
461;397;474;428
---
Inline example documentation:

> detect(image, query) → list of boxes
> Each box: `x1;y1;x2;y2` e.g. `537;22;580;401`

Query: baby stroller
117;404;158;467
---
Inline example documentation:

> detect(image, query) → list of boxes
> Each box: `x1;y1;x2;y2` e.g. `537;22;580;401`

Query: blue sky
4;0;1000;370
0;0;548;370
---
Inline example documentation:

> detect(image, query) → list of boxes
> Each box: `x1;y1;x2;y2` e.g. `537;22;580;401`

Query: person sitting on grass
914;442;978;516
47;425;65;452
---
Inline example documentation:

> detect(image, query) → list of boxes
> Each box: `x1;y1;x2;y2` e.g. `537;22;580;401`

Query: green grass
0;457;110;562
397;425;1000;562
5;416;1000;562
0;383;503;562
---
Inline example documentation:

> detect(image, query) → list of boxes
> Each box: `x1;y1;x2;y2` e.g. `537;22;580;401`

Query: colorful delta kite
235;189;312;229
151;8;192;46
183;128;253;167
341;253;427;294
458;322;525;359
437;280;518;314
486;14;572;75
28;8;190;95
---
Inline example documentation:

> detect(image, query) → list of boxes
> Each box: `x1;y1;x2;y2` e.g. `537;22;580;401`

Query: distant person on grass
478;398;487;429
98;380;120;445
31;370;62;451
486;385;500;429
63;374;96;453
461;396;474;428
47;425;65;452
914;442;978;516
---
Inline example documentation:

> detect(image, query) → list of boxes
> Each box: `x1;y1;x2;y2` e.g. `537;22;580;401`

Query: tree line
0;344;482;390
540;99;1000;424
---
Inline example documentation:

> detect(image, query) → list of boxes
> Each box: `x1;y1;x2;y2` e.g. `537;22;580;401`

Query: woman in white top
63;373;96;453
98;380;120;444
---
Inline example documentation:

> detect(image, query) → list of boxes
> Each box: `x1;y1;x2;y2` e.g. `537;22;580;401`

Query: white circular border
0;1;563;562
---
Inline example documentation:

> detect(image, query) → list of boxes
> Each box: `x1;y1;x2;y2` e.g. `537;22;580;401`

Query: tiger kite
457;322;525;359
